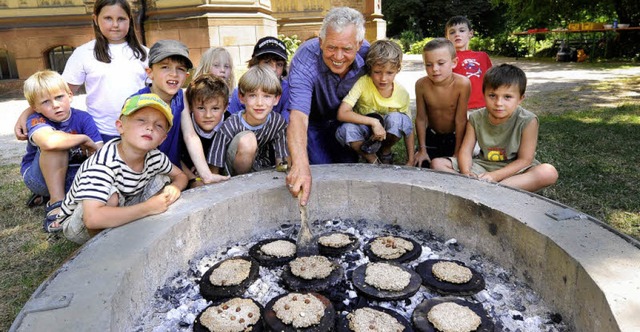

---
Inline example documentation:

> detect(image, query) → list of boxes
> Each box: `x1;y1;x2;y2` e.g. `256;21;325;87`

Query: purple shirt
287;37;369;164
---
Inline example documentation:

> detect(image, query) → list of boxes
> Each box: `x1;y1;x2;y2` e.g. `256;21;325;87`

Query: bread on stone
427;302;481;332
260;240;296;258
209;258;252;286
272;293;325;328
289;255;334;280
200;298;260;332
364;262;411;291
432;261;473;284
347;307;404;332
370;236;413;259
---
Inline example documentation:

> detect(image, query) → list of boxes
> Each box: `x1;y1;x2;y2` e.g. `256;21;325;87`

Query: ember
138;219;568;331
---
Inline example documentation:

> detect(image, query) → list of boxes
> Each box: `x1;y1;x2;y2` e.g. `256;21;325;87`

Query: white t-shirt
63;40;149;136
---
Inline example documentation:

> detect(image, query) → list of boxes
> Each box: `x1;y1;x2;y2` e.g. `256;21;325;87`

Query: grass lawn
1;68;639;331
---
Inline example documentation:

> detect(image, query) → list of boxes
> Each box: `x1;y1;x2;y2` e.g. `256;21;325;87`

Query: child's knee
431;157;451;170
538;163;559;185
237;132;258;153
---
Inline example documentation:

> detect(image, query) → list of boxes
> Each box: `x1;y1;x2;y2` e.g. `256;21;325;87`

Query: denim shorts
22;150;79;197
335;112;413;146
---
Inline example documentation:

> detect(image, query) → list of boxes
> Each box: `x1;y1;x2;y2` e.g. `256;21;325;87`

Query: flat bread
289;255;334;280
272;293;325;328
370;236;413;259
427;302;481;332
200;298;260;332
261;240;296;258
318;233;353;248
432;261;473;284
347;307;404;332
209;258;252;286
364;262;411;291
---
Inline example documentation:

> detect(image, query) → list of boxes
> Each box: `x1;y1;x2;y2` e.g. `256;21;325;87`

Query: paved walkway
2;55;639;166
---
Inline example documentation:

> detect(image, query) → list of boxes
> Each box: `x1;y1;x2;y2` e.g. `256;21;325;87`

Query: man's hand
286;162;311;206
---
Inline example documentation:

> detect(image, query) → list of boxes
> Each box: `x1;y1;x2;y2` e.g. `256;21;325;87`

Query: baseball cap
121;93;174;129
148;40;194;69
252;36;287;61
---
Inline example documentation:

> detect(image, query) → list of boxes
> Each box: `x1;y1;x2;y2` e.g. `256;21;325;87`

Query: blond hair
194;47;236;90
23;70;72;107
238;65;282;96
365;39;403;74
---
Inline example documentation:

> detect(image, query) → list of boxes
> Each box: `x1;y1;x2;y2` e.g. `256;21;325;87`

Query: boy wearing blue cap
58;93;187;244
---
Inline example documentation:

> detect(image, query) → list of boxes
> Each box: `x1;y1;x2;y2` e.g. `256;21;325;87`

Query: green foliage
399;30;421;53
408;37;433;55
278;34;302;61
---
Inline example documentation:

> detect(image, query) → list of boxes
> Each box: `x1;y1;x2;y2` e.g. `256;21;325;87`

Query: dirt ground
1;56;639;166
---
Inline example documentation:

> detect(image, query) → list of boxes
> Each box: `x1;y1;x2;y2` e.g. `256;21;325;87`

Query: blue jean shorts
335;112;413;146
22;150;79;197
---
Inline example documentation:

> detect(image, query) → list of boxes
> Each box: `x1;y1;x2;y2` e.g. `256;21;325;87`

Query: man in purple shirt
286;7;370;205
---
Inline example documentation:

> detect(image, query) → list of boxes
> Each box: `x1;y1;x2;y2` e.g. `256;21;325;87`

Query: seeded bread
370;236;413;259
364;262;411;291
272;293;325;328
289;255;334;280
347;307;404;332
200;298;260;332
318;233;353;248
261;240;296;258
432;261;473;284
427;302;481;332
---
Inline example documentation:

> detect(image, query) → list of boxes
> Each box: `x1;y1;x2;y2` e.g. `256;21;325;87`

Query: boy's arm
453;77;471;156
457;122;476;175
479;118;538;182
180;102;229;184
336;102;385;140
404;130;415;166
14;107;35;140
413;78;429;166
32;128;98;152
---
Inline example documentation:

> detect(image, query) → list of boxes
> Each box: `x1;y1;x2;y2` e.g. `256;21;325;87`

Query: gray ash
134;219;569;332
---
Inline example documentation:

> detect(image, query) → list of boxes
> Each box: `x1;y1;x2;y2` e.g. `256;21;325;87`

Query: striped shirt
58;138;172;223
207;111;288;169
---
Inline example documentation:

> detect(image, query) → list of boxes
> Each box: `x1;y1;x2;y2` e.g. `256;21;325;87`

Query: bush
408;37;433;55
399;30;421;53
278;34;302;60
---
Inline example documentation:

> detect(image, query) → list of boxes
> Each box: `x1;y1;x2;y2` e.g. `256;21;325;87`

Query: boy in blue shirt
20;70;103;232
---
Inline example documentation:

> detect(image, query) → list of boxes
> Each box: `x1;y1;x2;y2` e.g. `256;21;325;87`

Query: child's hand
413;150;430;167
162;184;182;204
371;122;386;141
477;173;497;182
145;194;172;215
81;140;100;157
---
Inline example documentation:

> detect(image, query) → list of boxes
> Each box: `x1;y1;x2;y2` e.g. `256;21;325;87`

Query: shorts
62;174;169;244
448;157;539;175
335;112;413;147
420;128;455;168
22;150;79;197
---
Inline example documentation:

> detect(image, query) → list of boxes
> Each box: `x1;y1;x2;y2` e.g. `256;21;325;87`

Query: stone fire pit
10;164;640;331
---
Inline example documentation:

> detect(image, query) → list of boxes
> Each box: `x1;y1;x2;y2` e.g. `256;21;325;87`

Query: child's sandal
43;201;63;233
378;152;394;164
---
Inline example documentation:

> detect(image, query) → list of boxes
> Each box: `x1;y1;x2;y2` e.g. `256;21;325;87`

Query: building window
0;49;19;80
47;45;74;74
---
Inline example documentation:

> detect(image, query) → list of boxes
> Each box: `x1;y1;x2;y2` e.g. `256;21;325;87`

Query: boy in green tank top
431;64;558;192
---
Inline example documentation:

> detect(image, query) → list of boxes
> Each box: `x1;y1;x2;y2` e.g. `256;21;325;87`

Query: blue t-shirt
133;87;183;166
21;108;103;175
228;78;291;122
287;37;369;164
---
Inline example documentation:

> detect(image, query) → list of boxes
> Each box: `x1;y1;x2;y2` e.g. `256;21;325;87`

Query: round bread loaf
289;255;334;280
261;240;296;258
199;298;260;332
431;261;473;284
347;307;404;332
209;258;252;286
272;293;326;328
370;236;414;259
318;233;353;248
427;302;481;332
364;262;411;291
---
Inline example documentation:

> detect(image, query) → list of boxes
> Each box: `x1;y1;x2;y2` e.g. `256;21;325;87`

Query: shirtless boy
413;38;471;168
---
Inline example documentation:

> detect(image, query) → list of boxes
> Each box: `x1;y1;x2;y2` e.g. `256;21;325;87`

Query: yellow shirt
342;75;410;117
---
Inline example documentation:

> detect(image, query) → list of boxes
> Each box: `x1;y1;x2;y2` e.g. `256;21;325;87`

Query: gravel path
1;56;638;166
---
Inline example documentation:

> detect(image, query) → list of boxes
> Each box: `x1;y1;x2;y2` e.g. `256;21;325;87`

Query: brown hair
238;65;282;96
92;0;146;63
483;64;527;96
185;74;230;111
423;38;456;59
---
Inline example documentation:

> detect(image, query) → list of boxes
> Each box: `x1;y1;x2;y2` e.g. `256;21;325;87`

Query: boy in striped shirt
207;65;289;175
59;93;187;244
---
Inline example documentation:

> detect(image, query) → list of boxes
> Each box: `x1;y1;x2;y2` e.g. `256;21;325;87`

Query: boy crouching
59;93;187;244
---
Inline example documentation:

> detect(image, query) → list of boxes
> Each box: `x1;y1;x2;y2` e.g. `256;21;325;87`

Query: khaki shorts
62;175;169;244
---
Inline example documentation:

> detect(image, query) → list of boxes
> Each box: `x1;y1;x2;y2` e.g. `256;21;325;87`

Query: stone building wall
0;0;384;85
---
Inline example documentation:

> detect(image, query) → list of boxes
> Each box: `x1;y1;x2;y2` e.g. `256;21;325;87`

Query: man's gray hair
319;7;365;43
